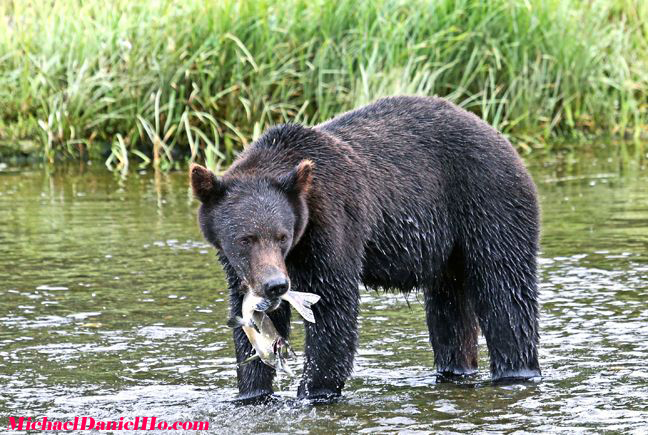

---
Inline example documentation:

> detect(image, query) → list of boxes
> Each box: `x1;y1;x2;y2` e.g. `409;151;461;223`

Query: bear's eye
239;236;252;247
279;234;288;244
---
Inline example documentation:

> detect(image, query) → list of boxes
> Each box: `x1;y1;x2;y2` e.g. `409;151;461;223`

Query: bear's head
190;160;314;310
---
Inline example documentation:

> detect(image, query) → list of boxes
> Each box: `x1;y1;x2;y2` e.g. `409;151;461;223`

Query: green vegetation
1;0;647;170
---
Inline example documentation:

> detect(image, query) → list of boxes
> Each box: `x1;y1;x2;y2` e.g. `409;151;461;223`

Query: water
1;152;647;433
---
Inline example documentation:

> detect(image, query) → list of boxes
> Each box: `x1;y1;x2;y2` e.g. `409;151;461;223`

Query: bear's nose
263;277;289;299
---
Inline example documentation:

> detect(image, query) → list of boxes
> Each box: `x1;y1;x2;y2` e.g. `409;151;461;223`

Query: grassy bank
1;0;647;170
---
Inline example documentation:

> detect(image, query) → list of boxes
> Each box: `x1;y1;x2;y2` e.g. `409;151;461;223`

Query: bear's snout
262;276;289;299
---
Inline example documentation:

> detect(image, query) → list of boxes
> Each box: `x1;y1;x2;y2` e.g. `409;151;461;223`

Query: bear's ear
190;163;225;203
278;159;314;197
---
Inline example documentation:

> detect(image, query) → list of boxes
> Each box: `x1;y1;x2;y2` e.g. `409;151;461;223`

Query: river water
1;150;647;433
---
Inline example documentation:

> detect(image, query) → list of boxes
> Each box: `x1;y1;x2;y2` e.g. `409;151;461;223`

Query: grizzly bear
190;96;541;402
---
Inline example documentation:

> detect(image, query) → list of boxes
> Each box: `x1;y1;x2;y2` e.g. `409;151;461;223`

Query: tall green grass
1;0;646;170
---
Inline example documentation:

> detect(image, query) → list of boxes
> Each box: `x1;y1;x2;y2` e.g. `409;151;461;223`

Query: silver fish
227;290;321;375
228;294;296;376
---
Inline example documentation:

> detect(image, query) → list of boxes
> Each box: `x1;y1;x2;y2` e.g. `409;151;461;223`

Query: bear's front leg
230;292;292;403
297;282;359;401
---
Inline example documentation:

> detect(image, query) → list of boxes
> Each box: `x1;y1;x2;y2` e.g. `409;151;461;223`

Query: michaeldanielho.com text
7;416;209;431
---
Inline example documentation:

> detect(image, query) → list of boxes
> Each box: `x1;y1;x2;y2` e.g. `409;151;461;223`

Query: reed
1;0;646;169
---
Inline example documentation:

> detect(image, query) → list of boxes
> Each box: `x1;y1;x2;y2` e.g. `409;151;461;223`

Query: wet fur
193;96;541;401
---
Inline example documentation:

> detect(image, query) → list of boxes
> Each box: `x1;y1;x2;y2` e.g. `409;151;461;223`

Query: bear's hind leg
466;253;541;381
424;257;479;378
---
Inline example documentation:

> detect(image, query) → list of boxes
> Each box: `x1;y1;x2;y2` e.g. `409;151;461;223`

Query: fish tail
283;291;321;323
289;291;321;308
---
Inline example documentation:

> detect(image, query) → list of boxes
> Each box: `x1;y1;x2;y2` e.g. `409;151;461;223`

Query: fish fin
226;316;245;329
239;353;260;366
